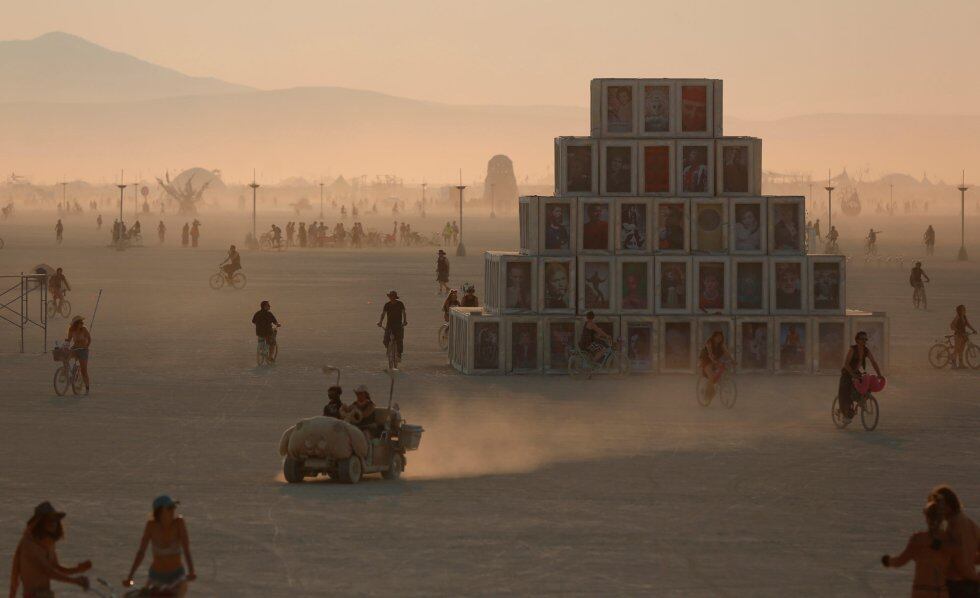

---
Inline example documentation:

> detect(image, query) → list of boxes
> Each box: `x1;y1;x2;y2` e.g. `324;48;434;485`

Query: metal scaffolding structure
0;273;48;353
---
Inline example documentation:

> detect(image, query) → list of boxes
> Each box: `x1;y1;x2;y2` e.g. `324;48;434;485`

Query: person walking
158;221;166;244
927;486;979;597
55;219;64;244
436;250;450;295
181;223;189;248
190;220;200;248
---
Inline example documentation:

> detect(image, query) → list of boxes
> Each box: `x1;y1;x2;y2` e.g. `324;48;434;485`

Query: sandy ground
1;208;979;597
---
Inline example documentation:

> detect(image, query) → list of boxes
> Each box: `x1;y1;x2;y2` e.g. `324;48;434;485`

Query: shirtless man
10;502;91;597
928;486;979;597
48;268;71;313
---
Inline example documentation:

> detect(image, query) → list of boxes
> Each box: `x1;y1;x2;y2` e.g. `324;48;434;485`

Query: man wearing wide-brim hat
10;501;92;596
436;249;450;295
377;290;408;367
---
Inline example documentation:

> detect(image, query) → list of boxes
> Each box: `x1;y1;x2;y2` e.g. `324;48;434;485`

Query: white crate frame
614;198;655;254
598;79;639;138
808;255;847;315
735;317;773;373
730;197;768;255
539;256;577;315
675;79;716;138
678;140;715;196
519;195;545;255
600;140;637;196
578;256;617;315
654;198;691;254
691;198;729;254
638;140;675;196
577;198;615;254
660;317;696;373
768;196;807;255
622;316;659;373
544;317;578;374
694;256;731;315
811;316;848;374
538;197;578;256
485;252;538;315
448;307;485;371
732;257;769;315
637;79;676;137
774;318;812;373
655;256;693;315
715;137;762;196
617;256;655;315
506;316;544;374
555;138;598;197
770;256;808;315
847;313;890;368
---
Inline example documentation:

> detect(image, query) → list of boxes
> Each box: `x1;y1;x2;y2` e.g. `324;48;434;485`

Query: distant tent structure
328;175;351;199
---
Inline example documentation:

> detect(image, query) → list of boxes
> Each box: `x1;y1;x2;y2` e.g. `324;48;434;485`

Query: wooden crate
578;256;617;315
617;256;655;315
654;198;691;254
554;137;598;197
483;251;538;315
770;256;808;315
694;256;731;315
691;198;728;254
768;196;806;255
622;316;660;373
678;140;715;196
715;137;762;196
538;256;577;315
448;308;504;375
735;317;773;373
600;140;637;196
730;197;768;255
505;316;544;374
577;198;615;255
773;317;812;373
655;256;693;315
808;255;846;315
731;257;769;315
614;198;655;255
659;317;696;373
811;317;848;374
638;140;675;196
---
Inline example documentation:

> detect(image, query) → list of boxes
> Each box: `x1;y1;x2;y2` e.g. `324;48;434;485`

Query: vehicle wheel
70;367;85;395
336;457;362;484
719;377;737;409
53;366;69;396
928;344;950;369
208;273;224;290
382;453;405;480
568;353;588;380
438;324;449;351
231;272;247;290
966;343;980;369
695;376;712;407
831;396;849;429
283;457;305;483
861;395;879;431
611;351;631;378
58;299;71;318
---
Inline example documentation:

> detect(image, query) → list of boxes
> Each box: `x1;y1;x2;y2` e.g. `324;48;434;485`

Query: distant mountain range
1;32;978;185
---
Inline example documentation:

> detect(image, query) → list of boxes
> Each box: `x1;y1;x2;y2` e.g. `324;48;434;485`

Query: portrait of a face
643;145;670;193
505;262;532;310
698;262;725;312
775;262;802;310
544;203;570;251
548;322;576;369
511;322;538;370
566;145;593;193
605;146;633;193
583;262;611;310
660;262;687;309
473;322;499;370
695;204;724;252
681;85;708;132
813;262;841;310
643;85;670;133
657;203;686;250
722;146;749;193
606;85;633;133
619;204;647;251
681;146;708;193
544;261;572;309
736;262;764;310
773;203;801;251
817;322;845;370
734;204;762;251
627;323;653;369
779;322;806;368
620;262;649;310
741;322;769;370
582;203;610;250
664;321;692;369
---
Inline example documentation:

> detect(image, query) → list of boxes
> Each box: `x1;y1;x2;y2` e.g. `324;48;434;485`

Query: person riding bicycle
838;331;884;421
923;225;936;256
48;267;71;310
123;495;197;596
460;284;480;308
220;245;241;280
252;301;281;363
378;290;407;363
579;311;612;364
67;315;92;395
442;289;460;322
10;501;92;597
699;331;733;400
950;305;977;369
909;261;930;307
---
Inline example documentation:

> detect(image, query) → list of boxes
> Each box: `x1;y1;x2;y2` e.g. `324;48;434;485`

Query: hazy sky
4;0;980;119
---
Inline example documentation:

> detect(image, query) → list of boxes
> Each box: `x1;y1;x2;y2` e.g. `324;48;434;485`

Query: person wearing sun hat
377;290;407;364
66;314;92;395
10;501;92;596
123;495;196;594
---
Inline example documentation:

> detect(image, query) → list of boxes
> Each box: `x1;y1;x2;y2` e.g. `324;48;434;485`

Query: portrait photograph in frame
679;141;714;195
544;318;577;373
775;319;810;373
556;137;598;196
660;318;695;373
640;80;673;135
731;198;767;254
538;198;577;255
809;256;846;314
578;258;616;314
770;257;807;315
654;198;690;253
507;318;542;374
813;317;847;373
503;259;535;313
615;199;652;254
655;257;692;314
601;141;636;195
768;196;806;255
640;141;673;195
539;257;576;314
692;199;728;253
578;200;613;254
697;317;734;355
694;257;730;314
618;257;654;314
623;317;658;372
680;82;711;134
736;318;771;372
472;320;503;373
716;137;761;195
602;80;637;136
732;258;768;315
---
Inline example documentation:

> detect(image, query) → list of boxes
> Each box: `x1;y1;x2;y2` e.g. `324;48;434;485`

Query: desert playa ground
1;210;978;596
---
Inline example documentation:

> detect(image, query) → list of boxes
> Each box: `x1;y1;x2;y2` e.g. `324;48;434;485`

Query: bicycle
438;322;449;351
928;333;979;369
46;291;72;319
209;267;247;290
91;576;184;597
386;333;401;370
696;361;737;408
257;329;279;366
568;339;631;379
832;377;880;431
52;344;85;396
912;284;927;310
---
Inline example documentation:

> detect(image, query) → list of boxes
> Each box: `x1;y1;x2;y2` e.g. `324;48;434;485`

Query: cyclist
923;225;936;256
837;331;884;421
48;267;71;313
123;495;197;595
251;301;281;363
579;311;611;364
460;284;480;307
909;261;930;308
436;249;450;295
377;290;407;364
950;305;977;369
219;245;241;281
10;502;92;597
699;331;734;400
442;289;460;322
67;315;92;394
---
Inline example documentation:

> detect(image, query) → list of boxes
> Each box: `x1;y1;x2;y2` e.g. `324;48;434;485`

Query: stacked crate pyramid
449;78;888;375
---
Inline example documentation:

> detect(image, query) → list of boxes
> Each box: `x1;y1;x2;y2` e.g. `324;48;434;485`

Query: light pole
319;179;324;219
420;181;427;218
133;176;139;220
489;182;496;218
249;169;260;245
824;168;835;234
60;180;67;212
958;170;969;261
456;171;466;257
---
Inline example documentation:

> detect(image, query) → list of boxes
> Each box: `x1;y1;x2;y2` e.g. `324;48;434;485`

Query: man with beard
544;264;570;309
10;502;91;597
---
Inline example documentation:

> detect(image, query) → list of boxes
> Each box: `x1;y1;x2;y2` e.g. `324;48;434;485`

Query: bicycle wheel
70;365;85;395
928;343;950;369
58;299;71;318
568;353;588;380
269;342;278;363
831;396;849;429
966;343;980;369
695;376;712;407
387;341;398;370
231;272;247;289
438;324;449;351
719;376;737;409
208;273;225;290
53;365;69;396
912;288;922;309
861;395;879;431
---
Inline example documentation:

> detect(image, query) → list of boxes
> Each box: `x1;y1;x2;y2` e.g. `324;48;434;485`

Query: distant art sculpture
156;169;214;216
